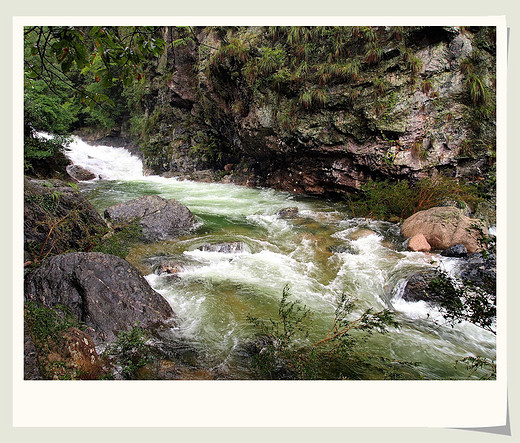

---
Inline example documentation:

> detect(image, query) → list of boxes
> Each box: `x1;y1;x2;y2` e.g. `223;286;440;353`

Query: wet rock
24;252;176;345
348;229;377;240
329;244;358;255
154;261;185;276
441;244;468;258
198;242;245;253
401;271;440;303
401;206;487;253
407;233;431;252
104;195;196;242
459;251;496;288
66;164;97;181
275;207;299;219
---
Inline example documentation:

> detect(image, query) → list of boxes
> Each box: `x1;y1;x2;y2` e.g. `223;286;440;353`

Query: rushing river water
63;135;496;379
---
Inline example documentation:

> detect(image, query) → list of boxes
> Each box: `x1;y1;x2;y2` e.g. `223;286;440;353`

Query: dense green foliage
247;287;419;380
345;176;483;221
23;26;165;174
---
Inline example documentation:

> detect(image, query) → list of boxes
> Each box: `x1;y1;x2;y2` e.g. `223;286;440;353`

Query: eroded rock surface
401;206;487;253
104;195;196;242
24;252;176;345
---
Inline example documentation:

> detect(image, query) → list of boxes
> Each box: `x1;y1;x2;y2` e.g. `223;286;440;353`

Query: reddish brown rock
401;206;487;253
37;327;105;380
408;233;432;252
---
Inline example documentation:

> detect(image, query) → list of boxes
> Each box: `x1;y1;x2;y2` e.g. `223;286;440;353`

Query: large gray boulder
401;206;487;253
104;195;196;242
24;252;176;345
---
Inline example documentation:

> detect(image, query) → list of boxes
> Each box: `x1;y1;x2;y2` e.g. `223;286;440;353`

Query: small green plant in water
456;356;496;380
247;287;416;380
103;324;152;379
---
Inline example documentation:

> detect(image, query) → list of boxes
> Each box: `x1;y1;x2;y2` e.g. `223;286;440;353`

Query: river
62;135;496;380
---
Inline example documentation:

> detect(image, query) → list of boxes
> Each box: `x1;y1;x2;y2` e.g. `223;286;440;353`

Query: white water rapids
60;135;496;379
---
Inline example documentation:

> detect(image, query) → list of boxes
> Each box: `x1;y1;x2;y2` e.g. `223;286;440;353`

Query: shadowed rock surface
401;271;441;303
24;252;176;345
275;207;299;219
24;178;107;262
198;242;246;253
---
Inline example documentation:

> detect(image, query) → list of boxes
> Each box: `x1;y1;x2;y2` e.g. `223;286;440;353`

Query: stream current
63;135;496;379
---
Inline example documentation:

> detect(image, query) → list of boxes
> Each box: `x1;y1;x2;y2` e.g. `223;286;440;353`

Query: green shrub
247;287;417;380
427;269;496;335
103;324;152;379
346;176;483;221
24;134;70;174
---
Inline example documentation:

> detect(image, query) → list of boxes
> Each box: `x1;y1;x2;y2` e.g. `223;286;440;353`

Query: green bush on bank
345;176;484;221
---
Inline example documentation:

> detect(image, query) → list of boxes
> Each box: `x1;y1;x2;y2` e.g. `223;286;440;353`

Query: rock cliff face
121;26;496;197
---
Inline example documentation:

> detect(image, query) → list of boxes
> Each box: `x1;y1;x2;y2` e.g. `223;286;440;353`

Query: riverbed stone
407;233;432;252
348;229;377;240
66;164;97;181
275;207;299;219
154;261;185;276
441;244;468;258
37;327;105;380
104;195;196;242
401;271;440;303
198;242;245;253
401;206;487;253
24;252;176;345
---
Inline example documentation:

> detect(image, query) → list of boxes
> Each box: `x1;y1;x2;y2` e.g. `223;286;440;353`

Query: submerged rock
401;271;440;303
104;195;196;242
24;252;176;345
198;242;245;253
441;244;468;258
459;251;496;287
401;206;487;253
348;229;377;240
154;261;185;276
275;207;299;219
329;244;359;255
